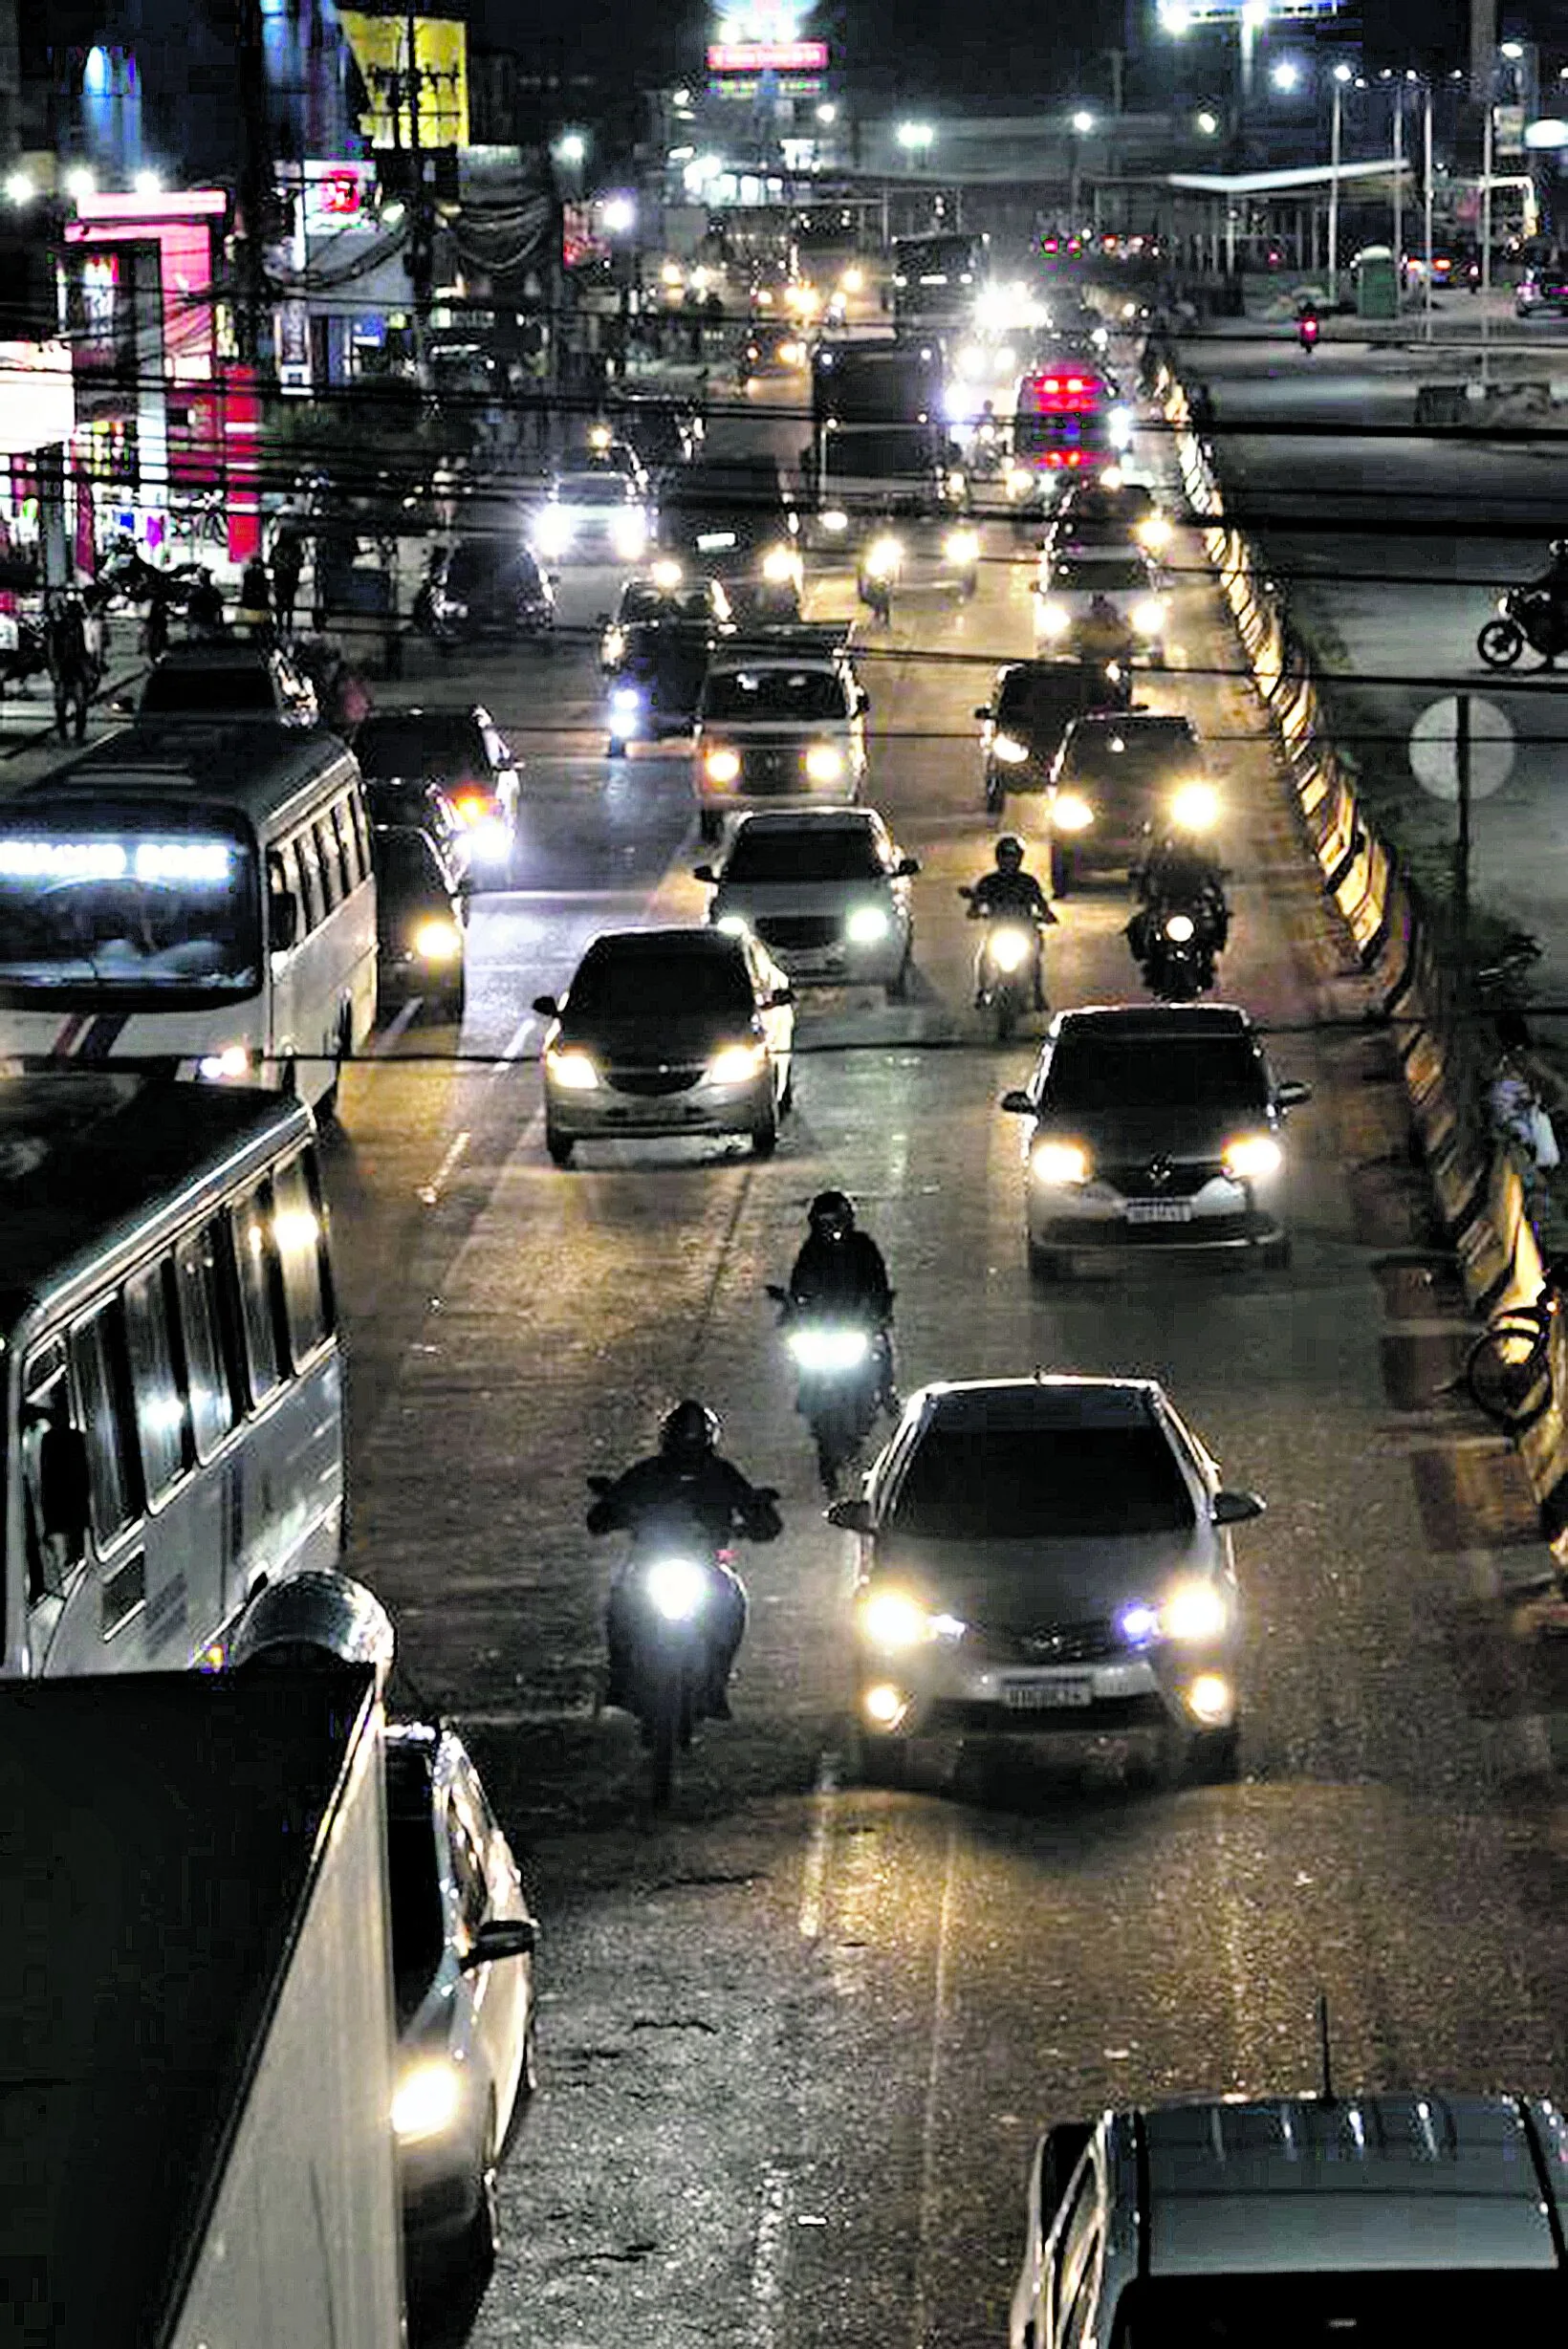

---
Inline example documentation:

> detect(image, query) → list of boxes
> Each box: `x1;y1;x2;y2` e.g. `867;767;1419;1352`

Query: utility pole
235;0;271;369
1455;690;1472;946
403;9;434;386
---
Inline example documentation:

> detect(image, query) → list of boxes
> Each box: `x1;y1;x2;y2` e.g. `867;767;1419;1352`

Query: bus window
349;786;373;878
267;843;302;948
70;1302;136;1545
272;1153;332;1363
230;1180;284;1406
314;814;345;911
331;798;361;892
124;1264;188;1507
176;1223;237;1461
294;826;325;932
20;1342;84;1603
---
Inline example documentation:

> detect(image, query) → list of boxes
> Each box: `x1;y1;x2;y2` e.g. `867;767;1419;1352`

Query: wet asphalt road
314;369;1568;2347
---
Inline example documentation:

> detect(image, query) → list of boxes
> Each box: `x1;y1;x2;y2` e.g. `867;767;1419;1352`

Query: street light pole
1329;72;1344;305
1481;91;1494;388
1423;80;1435;342
1391;79;1403;302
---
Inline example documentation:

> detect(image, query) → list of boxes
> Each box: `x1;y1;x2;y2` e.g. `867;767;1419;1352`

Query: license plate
1002;1675;1094;1710
1124;1199;1192;1225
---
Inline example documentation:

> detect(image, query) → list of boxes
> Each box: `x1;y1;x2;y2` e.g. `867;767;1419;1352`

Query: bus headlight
1031;1139;1092;1185
1130;596;1166;639
1049;792;1093;832
706;748;742;784
413;919;462;965
1170;781;1219;833
546;1047;599;1091
804;744;845;783
1223;1134;1283;1182
1036;598;1071;639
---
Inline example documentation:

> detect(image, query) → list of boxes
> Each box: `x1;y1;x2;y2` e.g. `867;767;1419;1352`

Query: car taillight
452;789;493;826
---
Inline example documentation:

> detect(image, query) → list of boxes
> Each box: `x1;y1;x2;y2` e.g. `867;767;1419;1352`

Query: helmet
809;1187;855;1240
994;835;1025;873
659;1398;719;1467
1551;540;1568;563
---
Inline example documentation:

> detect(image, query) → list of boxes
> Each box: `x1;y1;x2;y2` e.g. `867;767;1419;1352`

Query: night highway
300;370;1568;2346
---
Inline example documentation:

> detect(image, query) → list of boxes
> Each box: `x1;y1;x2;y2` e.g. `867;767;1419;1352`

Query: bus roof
0;1074;316;1344
6;722;359;837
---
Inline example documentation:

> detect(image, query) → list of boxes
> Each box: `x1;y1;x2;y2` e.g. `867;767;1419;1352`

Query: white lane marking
418;1128;470;1207
750;2165;791;2349
373;999;422;1055
797;1748;841;1940
911;1816;960;2349
488;1014;535;1083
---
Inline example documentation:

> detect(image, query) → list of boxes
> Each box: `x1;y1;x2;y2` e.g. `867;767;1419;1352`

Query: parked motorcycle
1477;586;1564;671
766;1284;889;1493
959;886;1044;1042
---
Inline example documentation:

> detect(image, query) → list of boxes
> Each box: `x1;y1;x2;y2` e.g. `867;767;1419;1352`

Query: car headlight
612;512;647;557
993;732;1030;765
413;918;462;964
859;1589;932;1653
642;1555;710;1624
846;903;889;944
1160;1579;1230;1644
1007;467;1034;497
777;338;804;366
706;748;741;784
546;1046;599;1091
945;528;980;566
534;508;573;555
651;558;683;591
1163;911;1196;944
805;744;845;784
1031;1138;1092;1185
1170;780;1219;833
452;791;496;829
1109;404;1134;449
715;912;751;938
986;924;1034;972
1223;1133;1283;1182
788;1324;871;1373
1036;598;1071;639
611;684;642;712
1138;515;1172;554
393;2060;464;2142
708;1040;767;1086
1130;596;1166;638
762;544;797;583
198;1042;250;1081
865;535;902;578
1050;792;1093;832
602;625;625;663
822;509;849;533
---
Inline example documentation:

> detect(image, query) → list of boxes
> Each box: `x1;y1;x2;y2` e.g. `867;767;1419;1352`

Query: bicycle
1463;1260;1568;1428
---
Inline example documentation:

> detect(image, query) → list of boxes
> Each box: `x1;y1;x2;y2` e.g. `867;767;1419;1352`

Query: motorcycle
858;531;902;624
766;1284;890;1493
1297;313;1320;356
960;886;1044;1042
1477;586;1564;671
1131;894;1225;1000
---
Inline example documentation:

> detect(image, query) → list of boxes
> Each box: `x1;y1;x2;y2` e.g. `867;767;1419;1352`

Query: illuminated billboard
1158;0;1341;22
339;12;469;149
708;38;829;69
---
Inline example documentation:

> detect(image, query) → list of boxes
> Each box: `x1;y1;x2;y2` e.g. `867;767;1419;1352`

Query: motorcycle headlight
993;732;1030;765
611;684;642;712
1130;596;1166;638
1138;515;1172;554
393;2060;464;2142
821;509;849;533
1031;1138;1092;1185
865;535;902;578
708;1040;767;1086
859;1589;932;1653
846;903;889;944
805;744;845;783
945;528;980;566
762;544;797;583
788;1324;871;1373
1050;792;1093;832
413;918;462;964
1036;598;1072;639
1223;1133;1283;1182
986;925;1033;972
1163;911;1196;944
546;1046;599;1091
1159;1578;1230;1644
706;748;742;784
1170;781;1219;833
643;1556;710;1625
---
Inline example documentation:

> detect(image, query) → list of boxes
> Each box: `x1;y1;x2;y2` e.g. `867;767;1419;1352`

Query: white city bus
0;722;377;1114
2;1070;347;1677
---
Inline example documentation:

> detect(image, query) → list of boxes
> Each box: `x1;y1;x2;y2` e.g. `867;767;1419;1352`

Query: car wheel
439;968;467;1024
1190;1725;1241;1783
699;809;723;844
885;952;912;1003
1049;843;1074;897
1028;1241;1069;1283
780;1063;795;1116
857;1730;907;1787
1258;1235;1292;1272
985;776;1006;816
545;1121;575;1168
751;1099;778;1158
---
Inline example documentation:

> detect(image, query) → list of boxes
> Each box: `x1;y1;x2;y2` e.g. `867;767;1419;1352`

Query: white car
531;470;652;565
695;806;919;1000
1033;542;1168;659
831;1373;1262;1786
386;1720;538;2283
694;632;869;842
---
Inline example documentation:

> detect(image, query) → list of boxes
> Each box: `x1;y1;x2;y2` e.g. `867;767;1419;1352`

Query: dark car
139;642;318;726
372;824;468;1020
975;660;1131;815
353;705;522;884
599;575;735;753
659;459;804;621
363;773;471;882
421;536;555;649
1045;709;1212;894
739;321;810;380
1050;473;1173;560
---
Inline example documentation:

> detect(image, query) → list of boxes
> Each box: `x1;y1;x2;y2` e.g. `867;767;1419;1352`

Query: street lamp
555;131;587;166
1328;61;1353;305
600;193;637;236
817;101;838;124
1270;58;1302;94
1196;108;1220;137
1071;107;1096;135
4;170;33;207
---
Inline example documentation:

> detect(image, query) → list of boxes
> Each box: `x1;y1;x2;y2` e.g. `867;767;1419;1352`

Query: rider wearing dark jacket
968;836;1058;1009
1529;540;1568;654
787;1190;897;1411
590;1400;778;1718
1128;835;1230;957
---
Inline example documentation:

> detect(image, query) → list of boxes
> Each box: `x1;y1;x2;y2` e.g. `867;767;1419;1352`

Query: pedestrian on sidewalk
272;532;304;637
1489;1011;1560;1237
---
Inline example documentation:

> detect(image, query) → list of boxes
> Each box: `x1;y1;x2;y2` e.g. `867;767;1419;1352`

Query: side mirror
1276;1077;1312;1108
271;895;300;952
973;705;992;722
532;993;558;1018
826;1497;875;1534
459;1915;538;1971
1000;1088;1034;1116
39;1423;90;1550
770;985;795;1008
693;861;717;883
895;856;921;878
594;610;611;626
856;687;871;713
1211;1489;1266;1526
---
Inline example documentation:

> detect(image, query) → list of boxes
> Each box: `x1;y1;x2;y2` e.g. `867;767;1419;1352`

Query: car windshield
1052;555;1148;593
384;1754;445;2027
567;937;754;1023
621;584;711;622
703;668;849;722
446;541;538;593
0;820;260;994
556;474;631;505
1110;2272;1568;2343
890;1422;1194;1540
142;664;275;714
726;823;882;883
355;714;488;779
1045;1029;1269;1115
377;831;447;905
997;668;1089;725
1060;725;1199;785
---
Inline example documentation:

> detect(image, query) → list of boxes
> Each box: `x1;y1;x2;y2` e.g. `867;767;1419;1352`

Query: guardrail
1158;362;1568;1567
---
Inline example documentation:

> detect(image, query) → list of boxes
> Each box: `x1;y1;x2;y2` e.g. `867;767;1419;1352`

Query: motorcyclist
589;1400;779;1720
1070;591;1137;680
1128;832;1230;958
786;1190;898;1413
1296;298;1320;352
967;835;1058;1010
973;399;1004;474
185;567;226;636
1527;540;1568;657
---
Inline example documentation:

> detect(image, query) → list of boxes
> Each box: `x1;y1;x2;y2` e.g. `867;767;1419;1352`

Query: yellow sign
339;12;469;151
